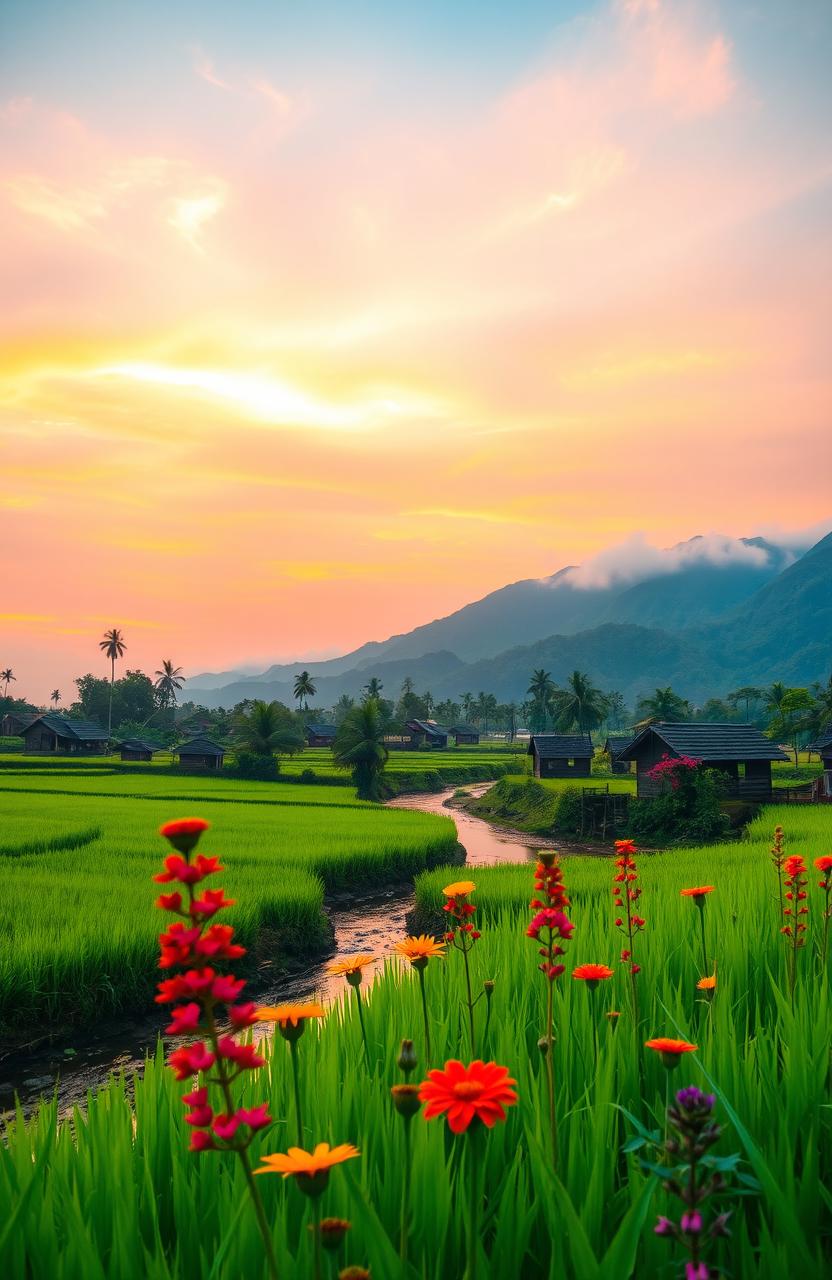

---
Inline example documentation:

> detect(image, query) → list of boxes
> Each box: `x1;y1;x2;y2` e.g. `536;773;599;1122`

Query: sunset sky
2;0;831;701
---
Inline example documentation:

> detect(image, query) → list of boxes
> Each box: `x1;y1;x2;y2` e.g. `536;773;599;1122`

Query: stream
1;784;542;1117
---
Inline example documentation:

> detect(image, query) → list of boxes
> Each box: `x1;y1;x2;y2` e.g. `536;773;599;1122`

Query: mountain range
187;531;831;709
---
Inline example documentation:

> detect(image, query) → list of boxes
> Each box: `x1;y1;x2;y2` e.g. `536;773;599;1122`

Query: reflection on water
2;784;539;1115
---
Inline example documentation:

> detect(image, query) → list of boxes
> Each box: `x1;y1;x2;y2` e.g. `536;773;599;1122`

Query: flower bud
483;979;495;999
397;1039;417;1076
390;1083;421;1119
339;1268;371;1279
316;1218;351;1252
537;1035;549;1056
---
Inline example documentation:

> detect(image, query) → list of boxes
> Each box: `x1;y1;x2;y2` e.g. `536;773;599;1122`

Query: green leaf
600;1177;656;1278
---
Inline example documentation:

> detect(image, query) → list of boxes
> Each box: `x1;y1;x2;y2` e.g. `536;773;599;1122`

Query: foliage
630;759;729;844
550;669;608;734
232;700;303;760
232;750;280;781
635;686;692;724
332;698;389;800
72;670;157;730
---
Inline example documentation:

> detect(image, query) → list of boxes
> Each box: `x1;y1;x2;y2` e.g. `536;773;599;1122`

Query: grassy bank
466;774;635;836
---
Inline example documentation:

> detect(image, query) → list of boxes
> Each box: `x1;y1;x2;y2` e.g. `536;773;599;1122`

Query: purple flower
676;1086;715;1113
654;1216;676;1237
685;1264;709;1280
681;1211;703;1234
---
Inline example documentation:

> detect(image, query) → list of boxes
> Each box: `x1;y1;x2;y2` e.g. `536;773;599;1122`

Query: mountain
189;534;795;692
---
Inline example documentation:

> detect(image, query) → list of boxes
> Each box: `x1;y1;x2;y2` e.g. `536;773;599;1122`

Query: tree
154;660;185;716
476;691;498;733
117;671;157;725
806;675;832;743
332;697;389;801
636;686;691;725
503;701;519;742
293;671;317;712
436;698;461;724
363;677;384;699
726;686;763;723
50;689;61;708
395;678;425;725
233;700;304;761
765;686;814;767
332;693;355;726
604;691;626;730
99;628;126;741
460;693;475;722
550;670;608;735
1;670;15;698
527;669;554;733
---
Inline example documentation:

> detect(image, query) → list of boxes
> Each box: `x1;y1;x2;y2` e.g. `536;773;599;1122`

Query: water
1;784;541;1116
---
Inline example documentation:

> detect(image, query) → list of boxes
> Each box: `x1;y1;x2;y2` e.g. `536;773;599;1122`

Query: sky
1;0;831;701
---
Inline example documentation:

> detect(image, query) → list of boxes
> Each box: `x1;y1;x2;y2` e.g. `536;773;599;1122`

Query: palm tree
363;676;384;700
550;670;608;735
605;690;626;730
504;701;519;742
475;691;498;733
727;685;763;723
1;669;15;698
98;628;126;740
332;697;389;801
635;686;690;726
333;693;355;726
233;700;304;759
527;669;554;732
154;660;185;717
806;675;832;743
293;671;317;712
460;692;475;722
50;689;61;709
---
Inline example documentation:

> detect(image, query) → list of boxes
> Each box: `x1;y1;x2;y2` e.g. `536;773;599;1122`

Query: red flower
217;1037;265;1071
166;1002;202;1036
213;1113;241;1141
195;923;246;960
645;1037;698;1069
168;1042;215;1080
156;968;217;1004
190;888;237;919
159;818;210;855
419;1060;518;1134
211;974;246;1003
527;908;574;941
572;963;614;986
228;1001;259;1029
154;853;225;886
614;839;637;855
189;1130;216;1152
237;1104;272;1131
156;890;184;913
815;855;832;872
680;886;714;899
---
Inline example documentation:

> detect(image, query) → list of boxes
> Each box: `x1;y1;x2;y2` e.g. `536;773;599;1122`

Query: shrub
630;758;728;844
299;768;317;784
232;751;279;781
552;784;583;835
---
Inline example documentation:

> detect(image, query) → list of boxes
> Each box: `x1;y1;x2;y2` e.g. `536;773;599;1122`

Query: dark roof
620;722;789;762
406;719;448;736
450;724;479;735
604;736;633;759
118;739;159;753
527;734;594;759
306;723;337;736
177;736;224;756
25;714;107;740
807;733;832;753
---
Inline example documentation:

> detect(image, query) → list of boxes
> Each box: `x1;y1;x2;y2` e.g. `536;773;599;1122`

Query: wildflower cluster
646;753;700;790
816;855;832;963
613;838;645;976
443;880;481;945
154;819;270;1154
770;825;786;915
653;1086;733;1280
781;854;809;942
527;851;574;981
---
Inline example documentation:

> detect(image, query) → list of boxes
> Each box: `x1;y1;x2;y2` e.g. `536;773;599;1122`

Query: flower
256;1142;360;1195
696;973;717;991
645;1038;698;1069
419;1059;518;1134
168;1042;215;1080
317;1218;351;1252
815;855;832;872
154;853;225;885
680;887;714;899
257;1000;326;1026
572;963;614;986
326;954;375;986
166;1002;202;1035
391;1083;422;1117
614;839;637;855
159;817;210;853
393;935;446;964
443;880;476;897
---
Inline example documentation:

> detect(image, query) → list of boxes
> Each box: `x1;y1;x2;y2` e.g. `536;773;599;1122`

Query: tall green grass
2;814;829;1277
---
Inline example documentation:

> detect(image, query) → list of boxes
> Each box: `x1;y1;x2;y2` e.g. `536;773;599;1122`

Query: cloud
560;531;774;590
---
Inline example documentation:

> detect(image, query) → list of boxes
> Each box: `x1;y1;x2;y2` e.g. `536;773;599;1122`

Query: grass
0;774;458;1034
1;802;830;1277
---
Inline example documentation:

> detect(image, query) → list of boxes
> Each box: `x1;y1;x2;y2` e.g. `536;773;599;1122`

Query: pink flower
195;923;246;960
189;1130;216;1152
166;1002;202;1036
190;888;236;919
168;1042;215;1080
236;1104;272;1131
228;1002;259;1029
211;974;246;1003
217;1037;266;1071
212;1112;242;1141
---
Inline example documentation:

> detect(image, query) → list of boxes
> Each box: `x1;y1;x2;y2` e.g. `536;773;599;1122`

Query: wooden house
620;722;788;801
118;739;158;762
305;723;337;748
1;712;35;737
405;719;449;749
176;737;225;770
808;734;832;800
527;734;593;779
604;736;633;775
21;714;107;754
450;724;480;746
382;733;418;751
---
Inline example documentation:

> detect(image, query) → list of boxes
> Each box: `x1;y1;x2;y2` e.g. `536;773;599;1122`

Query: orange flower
614;839;637;854
256;1143;359;1194
394;935;446;964
680;886;714;898
159;817;210;853
326;954;375;977
419;1059;518;1134
443;880;476;897
645;1037;698;1069
572;963;614;984
814;855;832;872
696;974;717;991
256;1002;326;1026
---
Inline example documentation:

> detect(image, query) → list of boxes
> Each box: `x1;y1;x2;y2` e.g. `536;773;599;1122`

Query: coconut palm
98;629;127;740
527;669;554;732
727;685;763;723
293;671;317;711
50;689;61;708
1;669;15;698
635;686;690;725
460;692;475;722
233;700;304;759
155;660;185;715
332;697;389;801
476;691;498;733
550;670;608;735
363;676;383;700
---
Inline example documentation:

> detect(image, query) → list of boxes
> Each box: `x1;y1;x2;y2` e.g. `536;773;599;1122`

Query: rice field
0;774;458;1033
1;802;829;1277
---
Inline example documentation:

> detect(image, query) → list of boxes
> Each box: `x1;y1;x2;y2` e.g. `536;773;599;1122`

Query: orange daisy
256;1001;326;1026
680;886;714;898
393;935;446;964
326;954;375;977
572;963;614;986
442;880;476;897
645;1037;698;1069
256;1142;360;1193
419;1059;518;1134
696;974;717;991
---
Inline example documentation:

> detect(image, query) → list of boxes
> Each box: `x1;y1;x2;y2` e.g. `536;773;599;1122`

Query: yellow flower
326;953;375;977
442;880;476;897
393;935;446;963
256;1142;360;1178
256;1001;326;1026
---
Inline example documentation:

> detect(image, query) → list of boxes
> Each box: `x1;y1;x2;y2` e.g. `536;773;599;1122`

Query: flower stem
464;1126;484;1280
545;956;557;1169
462;937;476;1054
289;1037;304;1146
400;1119;412;1268
417;965;431;1062
354;986;369;1060
697;902;708;977
312;1207;322;1280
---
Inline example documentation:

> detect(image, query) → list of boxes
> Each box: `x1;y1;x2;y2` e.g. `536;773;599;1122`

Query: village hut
305;723;337;748
20;714;108;754
604;736;633;774
405;719;449;748
527;734;593;779
176;736;225;770
620;722;788;801
118;738;159;762
450;724;480;745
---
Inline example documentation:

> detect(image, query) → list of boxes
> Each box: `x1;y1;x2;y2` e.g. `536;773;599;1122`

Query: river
1;784;542;1117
